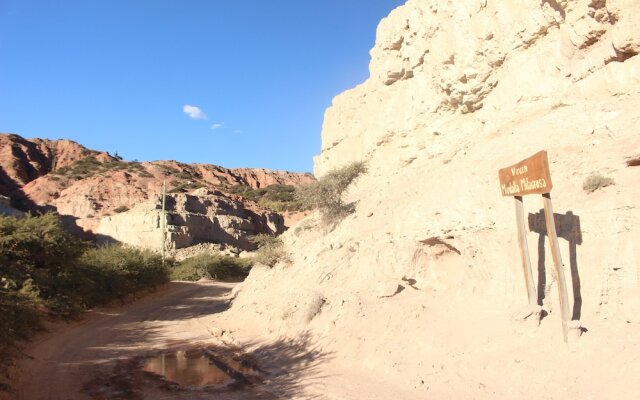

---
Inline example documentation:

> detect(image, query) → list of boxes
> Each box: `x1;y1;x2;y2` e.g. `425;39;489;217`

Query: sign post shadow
499;151;581;343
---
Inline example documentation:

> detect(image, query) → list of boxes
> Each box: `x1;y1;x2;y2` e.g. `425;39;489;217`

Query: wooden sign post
499;151;571;342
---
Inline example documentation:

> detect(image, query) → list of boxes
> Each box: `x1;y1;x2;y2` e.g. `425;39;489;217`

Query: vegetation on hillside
0;213;168;354
249;234;288;267
170;253;252;281
228;184;305;212
168;179;205;193
52;155;147;180
51;157;213;193
295;161;367;224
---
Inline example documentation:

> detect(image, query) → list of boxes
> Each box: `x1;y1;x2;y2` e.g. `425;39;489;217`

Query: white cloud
233;129;242;133
211;122;224;130
183;104;207;120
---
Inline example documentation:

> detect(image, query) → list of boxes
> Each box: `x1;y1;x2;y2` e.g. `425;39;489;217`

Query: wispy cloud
183;104;207;120
211;122;224;130
233;129;242;133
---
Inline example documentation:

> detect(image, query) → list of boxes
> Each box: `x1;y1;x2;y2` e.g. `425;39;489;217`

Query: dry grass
582;173;614;193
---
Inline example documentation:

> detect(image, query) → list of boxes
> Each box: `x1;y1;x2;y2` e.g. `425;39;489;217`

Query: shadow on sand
528;210;583;320
66;282;332;399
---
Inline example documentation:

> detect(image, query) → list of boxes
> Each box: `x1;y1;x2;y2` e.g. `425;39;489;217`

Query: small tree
295;161;367;224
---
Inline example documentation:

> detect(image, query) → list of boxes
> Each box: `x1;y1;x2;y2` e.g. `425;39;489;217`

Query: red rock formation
0;133;314;225
0;133;114;194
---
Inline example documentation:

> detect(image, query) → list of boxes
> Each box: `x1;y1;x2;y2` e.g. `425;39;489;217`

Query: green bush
249;234;287;267
137;170;154;178
168;180;205;193
295;161;367;224
228;184;305;212
0;214;169;353
0;213;85;298
0;292;42;354
159;165;180;175
171;253;252;281
52;155;136;180
54;156;102;177
77;245;169;305
175;170;193;180
126;162;145;171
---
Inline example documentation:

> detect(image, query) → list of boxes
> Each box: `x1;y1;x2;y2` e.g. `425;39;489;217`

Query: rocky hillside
0;133;314;250
222;1;640;398
0;133;313;213
0;133;112;195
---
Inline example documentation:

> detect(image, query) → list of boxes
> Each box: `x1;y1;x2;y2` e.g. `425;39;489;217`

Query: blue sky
0;1;405;173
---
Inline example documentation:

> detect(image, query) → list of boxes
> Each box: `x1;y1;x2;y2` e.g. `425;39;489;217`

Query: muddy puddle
143;349;231;387
141;347;262;389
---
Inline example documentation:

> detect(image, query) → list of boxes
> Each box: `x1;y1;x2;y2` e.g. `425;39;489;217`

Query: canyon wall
95;189;285;251
224;1;640;398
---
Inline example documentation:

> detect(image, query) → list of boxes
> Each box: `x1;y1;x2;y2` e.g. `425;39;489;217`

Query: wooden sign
499;150;572;343
498;151;552;196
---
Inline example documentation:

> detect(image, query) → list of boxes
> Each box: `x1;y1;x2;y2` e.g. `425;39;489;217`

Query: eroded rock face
95;189;283;251
314;0;640;176
0;134;111;194
225;1;640;397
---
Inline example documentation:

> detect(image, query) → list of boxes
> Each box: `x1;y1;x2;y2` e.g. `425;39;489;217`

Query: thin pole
542;193;571;342
161;180;166;266
514;196;537;306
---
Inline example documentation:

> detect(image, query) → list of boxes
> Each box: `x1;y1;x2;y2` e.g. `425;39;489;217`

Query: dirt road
9;281;284;400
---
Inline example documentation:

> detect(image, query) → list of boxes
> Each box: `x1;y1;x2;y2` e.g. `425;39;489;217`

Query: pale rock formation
223;1;640;398
314;0;639;176
96;188;285;251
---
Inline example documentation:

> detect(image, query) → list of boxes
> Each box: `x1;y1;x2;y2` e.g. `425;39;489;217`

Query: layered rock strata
95;188;284;252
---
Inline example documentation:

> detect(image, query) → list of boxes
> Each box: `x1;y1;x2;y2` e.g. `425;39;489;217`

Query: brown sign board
498;151;552;196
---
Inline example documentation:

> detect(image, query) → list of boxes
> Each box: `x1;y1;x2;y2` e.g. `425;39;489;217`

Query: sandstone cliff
223;1;640;398
95;188;285;252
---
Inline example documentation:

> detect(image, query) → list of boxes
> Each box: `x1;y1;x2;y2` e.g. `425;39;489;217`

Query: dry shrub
583;173;614;193
113;206;129;213
295;161;367;225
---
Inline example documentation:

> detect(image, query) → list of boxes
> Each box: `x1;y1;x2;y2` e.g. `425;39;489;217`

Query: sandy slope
7;278;640;400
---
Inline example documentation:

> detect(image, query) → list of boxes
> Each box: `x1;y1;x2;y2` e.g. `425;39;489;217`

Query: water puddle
143;349;231;387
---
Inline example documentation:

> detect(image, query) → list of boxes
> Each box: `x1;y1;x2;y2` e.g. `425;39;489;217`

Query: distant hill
0;132;315;250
